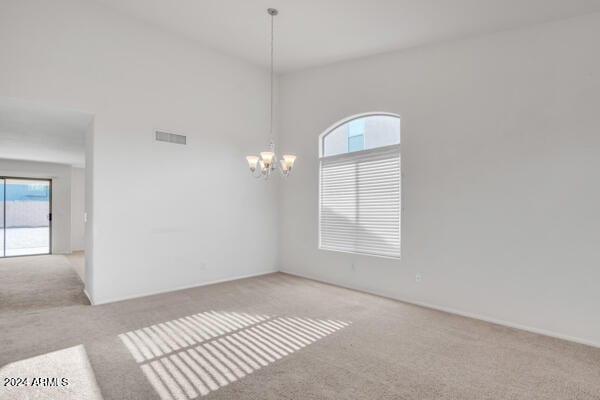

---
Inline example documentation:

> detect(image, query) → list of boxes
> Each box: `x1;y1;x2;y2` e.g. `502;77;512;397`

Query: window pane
5;179;51;256
348;134;364;152
323;115;399;157
363;115;400;151
348;119;365;137
323;124;348;156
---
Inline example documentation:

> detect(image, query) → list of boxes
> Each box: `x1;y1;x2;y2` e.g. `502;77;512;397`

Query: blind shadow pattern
119;311;351;400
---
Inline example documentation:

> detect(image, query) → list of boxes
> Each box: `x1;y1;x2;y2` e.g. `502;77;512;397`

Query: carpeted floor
0;254;89;315
64;251;85;282
1;263;599;399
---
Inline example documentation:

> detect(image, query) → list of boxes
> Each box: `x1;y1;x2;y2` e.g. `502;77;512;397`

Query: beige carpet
64;251;85;282
1;270;599;399
0;255;89;315
1;345;103;400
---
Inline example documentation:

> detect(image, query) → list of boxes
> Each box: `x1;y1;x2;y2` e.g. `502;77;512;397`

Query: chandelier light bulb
260;151;274;167
246;156;259;171
283;154;296;169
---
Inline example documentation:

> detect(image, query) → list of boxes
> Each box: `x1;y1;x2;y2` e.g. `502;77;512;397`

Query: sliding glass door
0;178;51;257
0;180;4;256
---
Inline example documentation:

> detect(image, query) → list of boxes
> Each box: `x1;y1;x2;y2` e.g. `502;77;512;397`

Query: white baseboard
91;269;278;306
83;288;93;305
281;269;600;349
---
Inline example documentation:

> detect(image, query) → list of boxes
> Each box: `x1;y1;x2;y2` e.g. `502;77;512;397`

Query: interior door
3;178;51;257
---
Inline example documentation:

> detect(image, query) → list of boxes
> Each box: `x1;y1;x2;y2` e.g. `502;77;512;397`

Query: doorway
0;177;51;257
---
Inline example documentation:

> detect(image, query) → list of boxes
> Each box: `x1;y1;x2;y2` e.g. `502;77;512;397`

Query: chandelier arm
275;161;289;177
250;167;266;179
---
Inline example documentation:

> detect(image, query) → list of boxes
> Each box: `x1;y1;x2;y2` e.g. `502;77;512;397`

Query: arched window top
320;113;400;158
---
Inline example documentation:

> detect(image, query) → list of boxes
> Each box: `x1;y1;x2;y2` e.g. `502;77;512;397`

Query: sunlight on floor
0;345;103;400
119;310;351;400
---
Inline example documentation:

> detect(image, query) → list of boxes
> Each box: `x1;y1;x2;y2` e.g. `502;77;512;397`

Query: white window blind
319;144;401;258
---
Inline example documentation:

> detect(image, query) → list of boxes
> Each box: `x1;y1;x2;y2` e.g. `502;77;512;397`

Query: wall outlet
351;262;356;272
200;262;207;270
415;273;422;283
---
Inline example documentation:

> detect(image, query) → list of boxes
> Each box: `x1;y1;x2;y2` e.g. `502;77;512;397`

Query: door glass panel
0;179;4;257
5;179;50;256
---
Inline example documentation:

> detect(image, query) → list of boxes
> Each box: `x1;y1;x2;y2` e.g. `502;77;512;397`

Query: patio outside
3;227;50;256
0;179;51;257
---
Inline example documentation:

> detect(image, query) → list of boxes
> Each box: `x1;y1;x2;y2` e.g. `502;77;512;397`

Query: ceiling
94;0;600;71
0;98;92;168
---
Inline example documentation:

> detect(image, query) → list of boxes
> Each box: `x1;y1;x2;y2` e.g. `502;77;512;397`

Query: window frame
318;112;402;259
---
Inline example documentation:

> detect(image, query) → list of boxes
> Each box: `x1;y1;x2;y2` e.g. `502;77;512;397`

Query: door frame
0;176;52;258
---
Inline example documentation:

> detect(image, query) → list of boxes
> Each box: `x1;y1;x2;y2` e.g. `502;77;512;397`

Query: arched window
319;113;401;258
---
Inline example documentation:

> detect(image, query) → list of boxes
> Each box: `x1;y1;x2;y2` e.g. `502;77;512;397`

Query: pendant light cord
269;11;275;141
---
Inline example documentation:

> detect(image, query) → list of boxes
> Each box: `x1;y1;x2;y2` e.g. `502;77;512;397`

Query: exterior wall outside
5;201;49;227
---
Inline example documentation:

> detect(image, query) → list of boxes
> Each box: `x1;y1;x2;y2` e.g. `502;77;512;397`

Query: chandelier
245;8;296;179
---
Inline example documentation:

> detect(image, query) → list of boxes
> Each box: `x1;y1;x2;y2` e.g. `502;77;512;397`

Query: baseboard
91;269;278;306
83;288;94;305
281;269;600;349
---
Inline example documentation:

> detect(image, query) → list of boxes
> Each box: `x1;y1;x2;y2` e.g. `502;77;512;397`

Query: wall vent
155;130;187;145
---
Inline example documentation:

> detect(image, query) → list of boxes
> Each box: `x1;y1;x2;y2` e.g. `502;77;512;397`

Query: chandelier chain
269;10;275;140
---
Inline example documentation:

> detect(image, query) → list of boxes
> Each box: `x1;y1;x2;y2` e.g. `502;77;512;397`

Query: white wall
0;159;71;254
84;119;95;301
279;14;600;346
0;0;279;303
71;167;85;251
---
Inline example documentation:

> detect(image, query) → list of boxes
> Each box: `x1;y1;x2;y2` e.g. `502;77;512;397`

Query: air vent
155;130;187;145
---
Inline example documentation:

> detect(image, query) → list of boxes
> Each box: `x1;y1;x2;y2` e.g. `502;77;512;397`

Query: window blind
319;145;401;258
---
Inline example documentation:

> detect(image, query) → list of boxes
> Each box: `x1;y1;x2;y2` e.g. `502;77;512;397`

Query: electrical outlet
351;262;356;272
200;262;207;270
415;273;422;283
